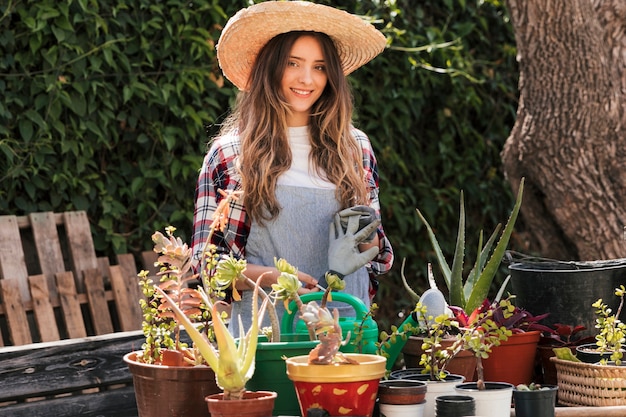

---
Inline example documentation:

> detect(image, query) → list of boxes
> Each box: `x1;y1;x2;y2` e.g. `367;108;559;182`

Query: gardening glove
338;205;378;244
327;213;380;279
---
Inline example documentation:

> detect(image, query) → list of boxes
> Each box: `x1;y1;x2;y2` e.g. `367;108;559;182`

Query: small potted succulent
159;272;277;417
576;285;626;364
513;383;558;417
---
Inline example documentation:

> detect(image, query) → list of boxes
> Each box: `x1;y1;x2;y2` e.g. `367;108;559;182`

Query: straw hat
217;1;387;91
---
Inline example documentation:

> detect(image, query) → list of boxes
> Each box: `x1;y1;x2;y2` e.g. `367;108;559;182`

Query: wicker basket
551;357;626;406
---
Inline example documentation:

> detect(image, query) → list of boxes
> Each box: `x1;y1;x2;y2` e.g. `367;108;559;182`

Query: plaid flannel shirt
191;127;394;278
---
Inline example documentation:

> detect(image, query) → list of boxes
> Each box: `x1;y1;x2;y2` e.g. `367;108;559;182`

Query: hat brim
217;1;387;91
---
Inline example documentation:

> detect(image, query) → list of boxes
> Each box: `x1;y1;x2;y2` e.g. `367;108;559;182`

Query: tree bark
502;0;626;260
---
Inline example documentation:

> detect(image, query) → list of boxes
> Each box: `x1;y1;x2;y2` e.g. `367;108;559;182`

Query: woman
191;1;394;333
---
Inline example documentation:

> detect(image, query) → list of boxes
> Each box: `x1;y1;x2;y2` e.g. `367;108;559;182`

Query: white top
277;126;336;189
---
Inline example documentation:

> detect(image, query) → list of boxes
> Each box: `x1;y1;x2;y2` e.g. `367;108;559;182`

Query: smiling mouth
291;88;312;96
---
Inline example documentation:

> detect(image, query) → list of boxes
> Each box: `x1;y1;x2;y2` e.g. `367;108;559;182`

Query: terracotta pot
402;335;477;382
389;369;465;417
377;379;427;405
285;353;386;417
537;345;570;384
205;391;277;417
124;351;220;417
482;331;541;386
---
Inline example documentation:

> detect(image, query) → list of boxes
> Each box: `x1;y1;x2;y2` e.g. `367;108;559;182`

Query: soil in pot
575;343;622;363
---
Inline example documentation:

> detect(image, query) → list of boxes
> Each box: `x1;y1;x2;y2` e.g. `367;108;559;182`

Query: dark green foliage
0;0;242;254
0;0;519;328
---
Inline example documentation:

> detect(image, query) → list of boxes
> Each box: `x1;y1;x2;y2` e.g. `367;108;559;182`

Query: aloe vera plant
156;280;266;400
413;178;525;314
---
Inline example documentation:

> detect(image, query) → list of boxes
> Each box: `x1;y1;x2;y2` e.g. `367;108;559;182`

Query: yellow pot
286;354;386;417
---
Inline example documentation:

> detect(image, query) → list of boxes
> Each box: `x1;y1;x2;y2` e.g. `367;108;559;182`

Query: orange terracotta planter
124;351;220;417
205;391;277;417
402;336;477;382
482;331;541;386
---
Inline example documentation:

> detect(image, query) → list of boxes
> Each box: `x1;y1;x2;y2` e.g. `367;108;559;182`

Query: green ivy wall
0;0;518;326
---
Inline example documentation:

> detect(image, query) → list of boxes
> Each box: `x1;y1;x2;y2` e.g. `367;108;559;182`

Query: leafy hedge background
0;0;519;328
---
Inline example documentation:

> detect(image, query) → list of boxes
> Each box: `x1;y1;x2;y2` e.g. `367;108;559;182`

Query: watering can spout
380;311;419;370
381;264;450;370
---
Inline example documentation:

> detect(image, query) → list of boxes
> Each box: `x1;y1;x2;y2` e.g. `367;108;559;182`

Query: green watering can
280;287;449;370
281;292;380;355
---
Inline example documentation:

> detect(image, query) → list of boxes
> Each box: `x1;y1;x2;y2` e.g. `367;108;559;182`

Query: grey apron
228;184;370;335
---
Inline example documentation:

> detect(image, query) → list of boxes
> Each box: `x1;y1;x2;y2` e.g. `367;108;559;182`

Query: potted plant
536;323;595;384
124;226;222;417
387;266;475;382
385;304;466;417
451;295;551;386
285;277;387;417
576;285;626;364
158;270;277;417
125;189;279;417
399;180;525;373
450;297;516;417
513;383;558;417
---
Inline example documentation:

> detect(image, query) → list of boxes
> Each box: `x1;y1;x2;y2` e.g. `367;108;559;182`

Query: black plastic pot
509;257;626;337
575;343;620;363
513;385;558;417
435;395;475;417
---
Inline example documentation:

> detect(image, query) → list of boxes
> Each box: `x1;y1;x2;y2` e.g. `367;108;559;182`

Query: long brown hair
220;31;368;223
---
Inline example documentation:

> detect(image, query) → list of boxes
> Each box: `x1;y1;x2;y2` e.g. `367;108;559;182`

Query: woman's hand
296;271;320;295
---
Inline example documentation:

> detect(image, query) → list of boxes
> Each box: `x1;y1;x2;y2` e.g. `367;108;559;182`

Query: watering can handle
280;292;370;334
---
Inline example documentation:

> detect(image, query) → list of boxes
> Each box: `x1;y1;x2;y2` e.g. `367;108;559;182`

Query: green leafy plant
414;304;460;381
448;297;516;390
137;226;212;365
409;178;525;314
592;285;626;365
157;275;264;400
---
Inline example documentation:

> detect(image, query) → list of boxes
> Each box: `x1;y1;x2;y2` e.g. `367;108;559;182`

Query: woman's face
281;35;328;127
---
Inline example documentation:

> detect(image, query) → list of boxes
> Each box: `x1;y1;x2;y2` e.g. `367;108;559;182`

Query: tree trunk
502;0;626;260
